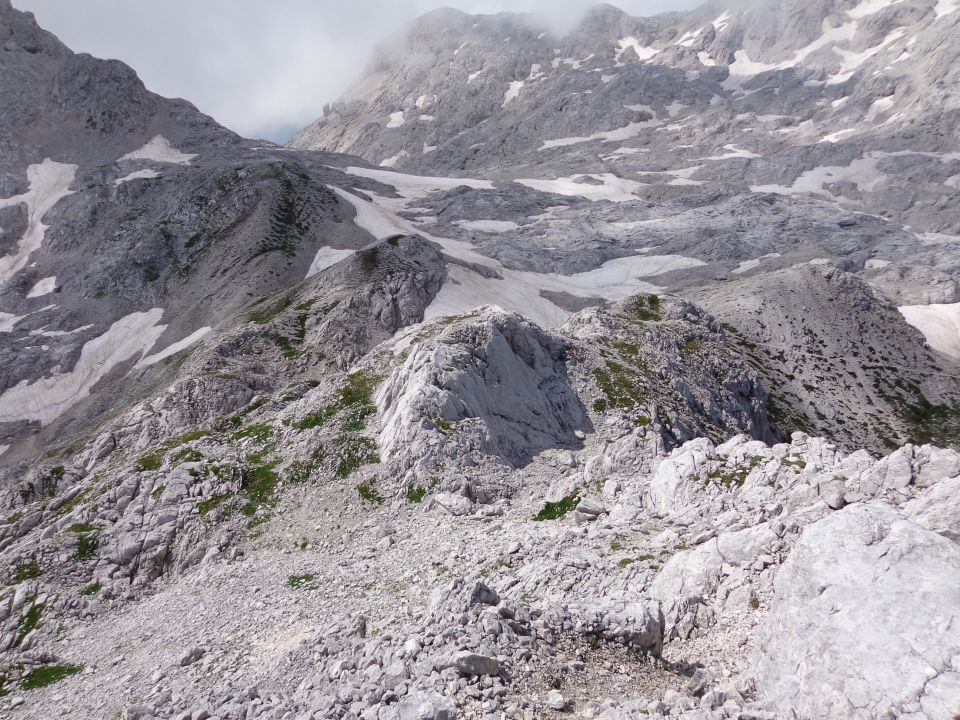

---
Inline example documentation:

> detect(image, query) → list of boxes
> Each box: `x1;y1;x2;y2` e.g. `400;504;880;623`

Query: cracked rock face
2;1;960;718
754;503;960;719
376;308;589;476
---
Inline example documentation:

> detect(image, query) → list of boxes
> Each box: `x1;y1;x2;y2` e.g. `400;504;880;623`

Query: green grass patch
74;534;98;561
240;459;280;517
79;583;101;597
534;492;580;522
231;422;274;444
295;371;380;432
54;489;89;517
358;247;380;273
706;456;764;488
13;562;42;583
357;481;385;505
227;397;270;426
336;436;380;479
21;664;83;690
406;485;427;503
264;331;302;361
197;493;231;517
174;447;204;463
618;558;635;568
593;360;646;414
67;523;95;534
624;294;662;323
287;573;320;590
172;429;210;445
134;452;164;472
249;292;296;324
16;602;44;645
286;459;318;484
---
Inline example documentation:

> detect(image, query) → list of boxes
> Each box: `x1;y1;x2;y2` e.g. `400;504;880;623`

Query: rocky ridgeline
0;1;959;718
0;290;957;718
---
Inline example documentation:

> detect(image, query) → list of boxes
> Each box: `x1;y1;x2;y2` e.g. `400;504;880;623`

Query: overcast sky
13;0;699;142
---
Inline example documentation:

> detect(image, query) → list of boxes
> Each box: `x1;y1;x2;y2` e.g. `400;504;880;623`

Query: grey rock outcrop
755;503;960;718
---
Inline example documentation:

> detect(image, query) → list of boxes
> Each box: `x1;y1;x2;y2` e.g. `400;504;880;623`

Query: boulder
450;651;500;677
395;693;456;720
902;476;960;543
753;503;960;719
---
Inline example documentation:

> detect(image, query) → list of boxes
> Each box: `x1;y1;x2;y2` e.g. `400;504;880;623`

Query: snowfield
113;169;161;186
118;136;196;165
515;174;645;202
0;309;169;425
899;303;960;358
136;326;211;368
25;275;56;297
306;245;357;278
454;220;520;233
0;159;77;286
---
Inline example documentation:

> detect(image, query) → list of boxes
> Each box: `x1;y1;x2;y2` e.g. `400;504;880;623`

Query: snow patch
386;111;405;129
666;101;687;118
827;29;904;85
118;136;196;165
865;95;896;121
380;151;409;168
819;128;860;144
712;11;731;31
732;253;781;274
330;187;411;242
26;276;56;298
0;312;26;333
514;174;645;203
698;51;718;67
503;80;525;107
696;144;760;161
865;259;891;269
750;155;885;198
306;246;356;278
725;19;860;85
113;169;161;186
344;167;493;204
0;309;169;425
676;28;704;48
136;326;211;368
454;220;520;233
0;159;77;287
29;324;93;338
425;254;703;329
899;303;960;358
847;0;903;18
540;109;659;150
616;37;659;63
936;0;959;16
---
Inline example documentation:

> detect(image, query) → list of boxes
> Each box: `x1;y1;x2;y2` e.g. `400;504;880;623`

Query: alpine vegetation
0;0;959;718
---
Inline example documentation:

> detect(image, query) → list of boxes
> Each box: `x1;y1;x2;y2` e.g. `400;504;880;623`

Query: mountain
1;2;959;719
292;0;960;452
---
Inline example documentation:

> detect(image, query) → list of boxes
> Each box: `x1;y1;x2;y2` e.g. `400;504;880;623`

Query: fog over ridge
12;0;702;141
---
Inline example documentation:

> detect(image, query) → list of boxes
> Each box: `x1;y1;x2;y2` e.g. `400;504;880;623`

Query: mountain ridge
0;3;958;719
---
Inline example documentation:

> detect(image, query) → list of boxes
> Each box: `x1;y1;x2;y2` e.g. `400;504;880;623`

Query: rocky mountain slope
1;1;959;719
291;0;960;452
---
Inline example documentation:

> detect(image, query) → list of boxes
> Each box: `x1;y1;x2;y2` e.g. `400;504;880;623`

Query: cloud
13;0;700;141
